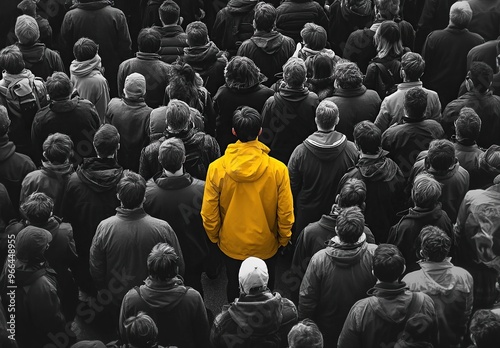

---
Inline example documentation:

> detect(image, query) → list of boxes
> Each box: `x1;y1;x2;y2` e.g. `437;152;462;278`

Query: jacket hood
341;0;373;20
222;140;270;183
0;135;16;162
154;173;193;190
2;69;35;85
227;0;258;13
17;43;46;64
136;277;189;311
277;86;310;102
414;259;473;295
325;236;370;266
229;291;283;335
303;131;349;161
70;54;103;78
424;160;460;181
183;41;225;71
72;1;111;10
152;25;185;37
403;204;445;222
250;31;286;55
76;157;123;192
357;151;401;182
41;160;74;177
307;75;335;100
367;282;411;324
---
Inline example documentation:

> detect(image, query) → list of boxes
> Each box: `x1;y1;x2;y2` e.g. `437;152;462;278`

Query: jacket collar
115;206;148;219
367;281;408;297
154;172;193;190
136;52;161;60
332;85;367;97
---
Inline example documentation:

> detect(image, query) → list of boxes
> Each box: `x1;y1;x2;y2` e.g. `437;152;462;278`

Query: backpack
183;133;209;180
373;62;399;98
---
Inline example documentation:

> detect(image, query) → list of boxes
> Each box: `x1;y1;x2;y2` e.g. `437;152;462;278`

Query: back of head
373;244;405;282
21;192;54;224
233;106;262;142
283;57;307;88
117;170;146;209
311;53;334;80
419;226;451;262
158;137;185;173
404;87;428;120
375;20;403;58
159;0;180;25
225;56;262;89
334;62;363;89
338;178;367;208
411;174;442;209
0;45;25;74
147;242;179;281
449;1;473;29
470;310;500;348
17;0;37;17
186;21;208;47
469;62;494;94
401;52;425;82
166;99;191;133
455;107;481;141
123;312;159;348
336;206;365;244
427;139;455;171
93;124;120;158
138;28;161;53
0;105;11;137
315;100;339;131
300;23;327;51
354;121;381;155
16;225;52;264
375;0;399;19
43;133;74;164
288;319;324;348
168;64;199;107
46;72;72;101
254;2;277;32
73;37;98;61
15;14;40;46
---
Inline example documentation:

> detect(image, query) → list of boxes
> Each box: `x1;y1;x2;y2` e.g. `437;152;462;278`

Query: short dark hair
43;133;74;164
373;244;405;282
336;206;365;244
334;62;363;89
233;106;262;142
315;100;339;130
186;21;208;46
46;72;72;101
411;174;442;209
123;312;159;348
166;99;191;133
138;28;161;53
469;62;494;93
117;171;146;209
254;3;276;32
158;138;185;172
470;310;500;348
354;121;381;154
338;178;366;208
419;226;451;262
224;56;262;89
300;23;327;51
93;124;120;158
404;87;428;119
0;45;25;74
401;52;425;81
427;139;455;171
73;37;98;61
288;319;323;348
159;0;180;25
147;243;179;281
21;192;54;224
455;107;481;141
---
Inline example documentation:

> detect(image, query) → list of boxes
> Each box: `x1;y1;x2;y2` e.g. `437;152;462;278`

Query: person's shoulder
402;269;425;286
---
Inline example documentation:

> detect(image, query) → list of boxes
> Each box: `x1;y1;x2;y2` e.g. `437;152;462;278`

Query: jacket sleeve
89;224;107;290
201;165;222;244
161;223;186;276
337;302;363;348
139;147;154;181
115;11;133;61
298;253;321;321
117;63;126;99
287;147;303;203
277;166;294;247
374;98;392;132
205;135;222;163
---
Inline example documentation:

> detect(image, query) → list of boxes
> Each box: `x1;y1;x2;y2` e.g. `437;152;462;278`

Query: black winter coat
276;0;329;43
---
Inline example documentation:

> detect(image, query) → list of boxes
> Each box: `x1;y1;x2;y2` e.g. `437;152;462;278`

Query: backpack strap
403;292;425;322
374;62;394;84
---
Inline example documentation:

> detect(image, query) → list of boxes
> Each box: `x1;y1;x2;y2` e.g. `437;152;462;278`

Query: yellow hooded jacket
201;139;294;260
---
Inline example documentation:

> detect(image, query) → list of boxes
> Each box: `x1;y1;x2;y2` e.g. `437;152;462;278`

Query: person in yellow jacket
201;106;294;303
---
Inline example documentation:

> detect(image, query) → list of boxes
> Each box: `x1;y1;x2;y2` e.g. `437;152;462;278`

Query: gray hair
450;1;473;29
315;100;339;130
412;174;442;209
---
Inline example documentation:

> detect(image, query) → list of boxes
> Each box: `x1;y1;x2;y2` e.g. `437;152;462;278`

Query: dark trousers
224;253;277;303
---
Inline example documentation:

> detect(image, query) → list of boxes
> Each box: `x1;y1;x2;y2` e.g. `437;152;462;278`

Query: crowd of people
1;0;500;347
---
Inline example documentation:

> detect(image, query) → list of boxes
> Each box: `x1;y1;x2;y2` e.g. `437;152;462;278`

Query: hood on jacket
341;0;373;20
250;31;286;55
303;131;349;161
402;204;446;222
277;85;310;103
222;140;270;183
41;160;74;177
367;281;412;324
228;291;283;335
72;0;112;10
414;259;473;296
2;69;35;86
17;43;47;65
307;75;335;100
0;134;16;162
49;97;80;112
357;151;401;182
154;172;193;190
76;157;123;193
183;41;226;71
136;277;189;311
424;159;460;182
300;47;336;61
227;0;258;13
325;235;370;267
70;54;103;78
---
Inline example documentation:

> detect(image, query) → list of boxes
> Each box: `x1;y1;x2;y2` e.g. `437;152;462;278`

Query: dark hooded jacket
288;131;358;234
120;277;209;348
212;0;258;56
472;145;500;189
211;290;298;348
142;0;202;29
306;75;335;100
261;85;319;164
152;25;189;64
387;204;454;274
180;42;228;97
299;237;377;347
339;151;406;243
16;43;65;80
237;30;296;87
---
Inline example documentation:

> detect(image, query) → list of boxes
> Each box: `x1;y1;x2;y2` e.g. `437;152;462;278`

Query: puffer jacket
152;25;189;64
299;237;377;347
276;0;329;43
201;140;294;260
